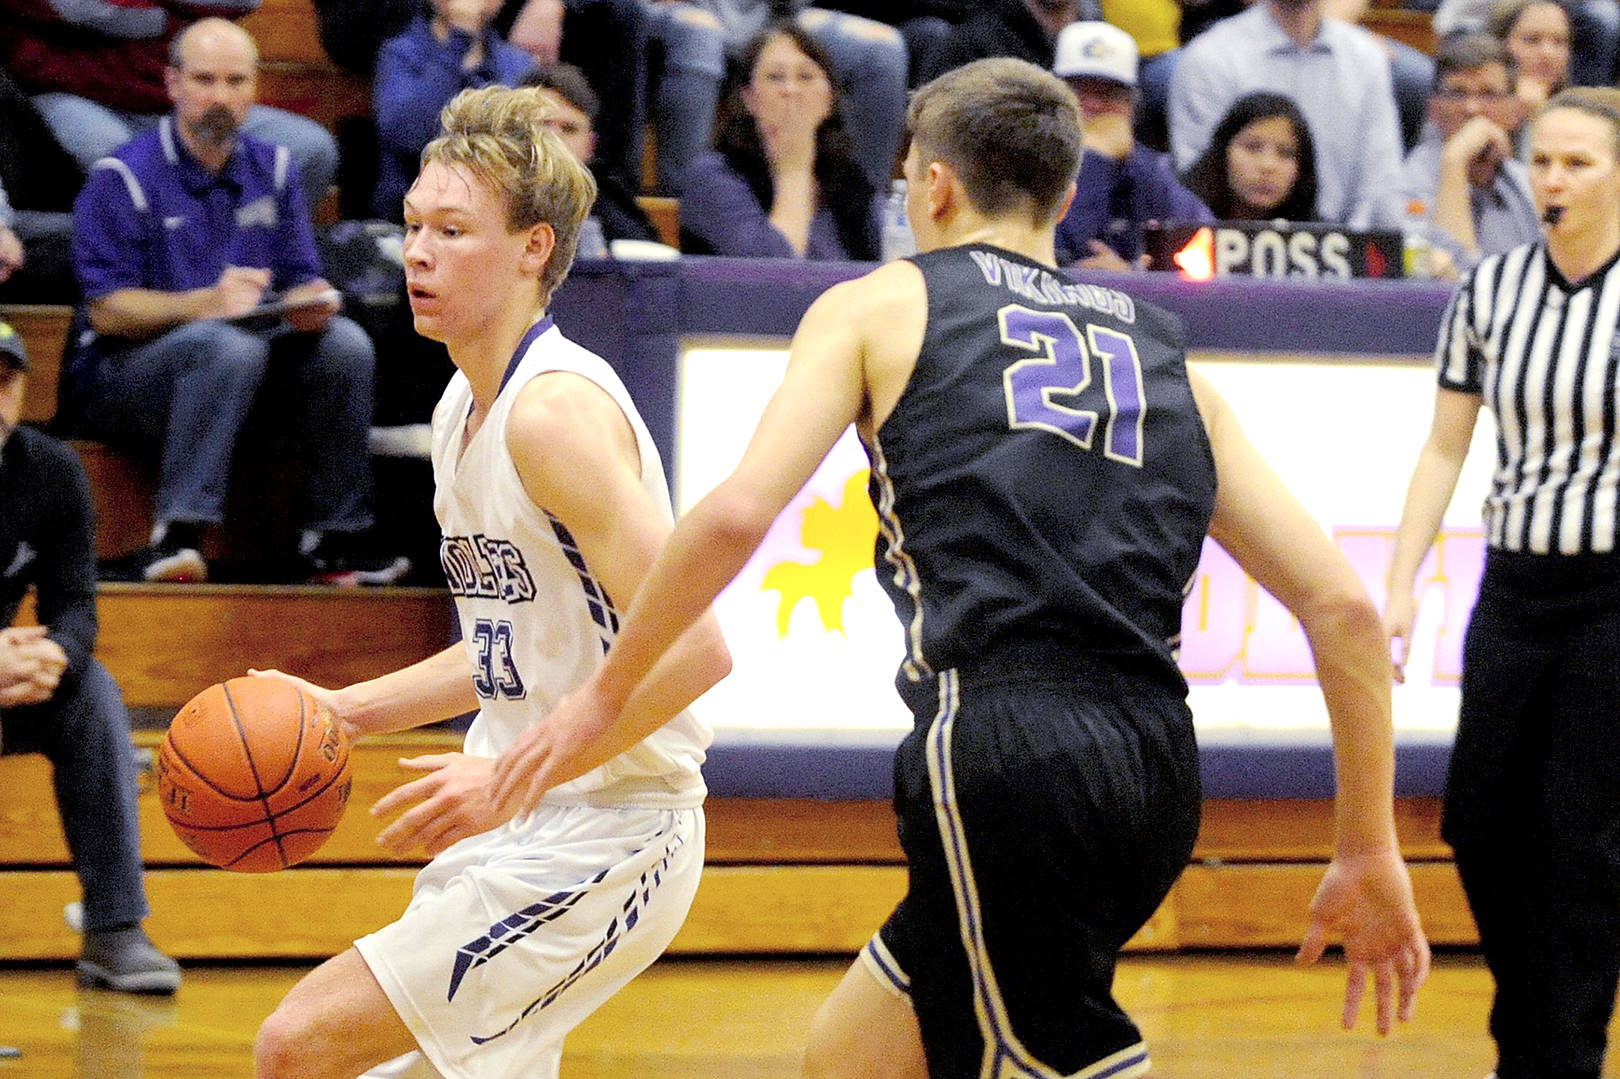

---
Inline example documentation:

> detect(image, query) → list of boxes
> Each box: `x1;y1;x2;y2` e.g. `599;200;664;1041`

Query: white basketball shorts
355;802;704;1079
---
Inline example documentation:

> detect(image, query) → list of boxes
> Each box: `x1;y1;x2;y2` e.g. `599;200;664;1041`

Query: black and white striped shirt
1438;242;1620;554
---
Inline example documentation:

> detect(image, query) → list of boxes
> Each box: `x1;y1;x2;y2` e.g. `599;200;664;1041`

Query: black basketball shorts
865;658;1201;1079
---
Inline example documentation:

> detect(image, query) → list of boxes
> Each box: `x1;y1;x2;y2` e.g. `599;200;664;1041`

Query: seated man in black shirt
0;321;179;993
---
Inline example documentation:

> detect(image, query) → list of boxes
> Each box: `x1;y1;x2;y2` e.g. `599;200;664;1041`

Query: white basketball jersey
430;318;709;808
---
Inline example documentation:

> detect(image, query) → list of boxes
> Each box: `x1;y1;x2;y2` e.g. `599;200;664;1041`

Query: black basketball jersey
865;243;1217;688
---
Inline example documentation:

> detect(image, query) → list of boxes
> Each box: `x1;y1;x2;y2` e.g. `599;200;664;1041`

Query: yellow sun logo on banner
760;470;879;636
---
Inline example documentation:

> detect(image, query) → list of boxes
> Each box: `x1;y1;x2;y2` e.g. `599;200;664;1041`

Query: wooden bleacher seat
3;303;71;426
0;722;1478;960
241;0;370;137
636;196;680;250
1363;0;1436;55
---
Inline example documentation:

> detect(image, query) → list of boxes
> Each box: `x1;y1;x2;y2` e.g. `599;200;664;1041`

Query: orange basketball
157;677;352;873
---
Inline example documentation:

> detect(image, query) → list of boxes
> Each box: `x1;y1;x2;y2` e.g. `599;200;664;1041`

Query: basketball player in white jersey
250;86;732;1079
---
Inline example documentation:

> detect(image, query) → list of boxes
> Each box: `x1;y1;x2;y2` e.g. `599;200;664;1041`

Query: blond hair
905;58;1083;225
422;86;598;305
1539;86;1620;158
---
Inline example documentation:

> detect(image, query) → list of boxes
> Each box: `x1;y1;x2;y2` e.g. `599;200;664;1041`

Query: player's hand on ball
1296;846;1430;1036
248;668;356;740
372;753;503;856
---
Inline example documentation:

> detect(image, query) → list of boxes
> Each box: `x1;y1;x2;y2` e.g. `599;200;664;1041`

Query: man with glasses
1401;32;1540;267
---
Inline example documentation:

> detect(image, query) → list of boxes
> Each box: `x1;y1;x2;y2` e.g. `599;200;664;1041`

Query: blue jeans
643;2;726;194
798;8;908;190
82;317;375;532
1;659;148;931
31;96;338;214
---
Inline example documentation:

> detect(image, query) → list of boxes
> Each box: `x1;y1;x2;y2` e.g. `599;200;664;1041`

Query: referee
1386;86;1620;1079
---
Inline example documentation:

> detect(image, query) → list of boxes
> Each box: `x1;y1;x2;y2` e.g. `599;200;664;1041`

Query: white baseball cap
1053;21;1139;87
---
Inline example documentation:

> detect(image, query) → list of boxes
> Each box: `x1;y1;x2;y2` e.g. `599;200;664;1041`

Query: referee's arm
1383;387;1483;679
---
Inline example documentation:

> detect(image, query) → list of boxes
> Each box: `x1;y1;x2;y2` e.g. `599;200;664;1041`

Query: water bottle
1402;199;1433;280
881;179;914;262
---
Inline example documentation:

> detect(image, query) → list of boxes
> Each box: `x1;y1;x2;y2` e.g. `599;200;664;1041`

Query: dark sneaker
304;530;411;587
98;544;208;583
76;926;181;995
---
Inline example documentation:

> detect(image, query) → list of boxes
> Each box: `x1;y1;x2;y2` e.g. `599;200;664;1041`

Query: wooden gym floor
5;950;1616;1078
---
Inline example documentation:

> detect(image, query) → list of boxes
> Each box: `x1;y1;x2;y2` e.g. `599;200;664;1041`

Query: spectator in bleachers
670;2;910;192
1437;0;1610;87
1100;0;1181;150
0;0;339;215
371;0;537;219
1179;91;1321;221
522;64;664;245
678;21;880;260
1489;0;1575;118
0;66;82;299
919;0;1094;84
314;0;649;201
0;178;74;304
1323;0;1436;153
632;3;726;194
1050;21;1211;270
1167;0;1403;230
0;320;182;995
1401;33;1539;268
65;19;407;586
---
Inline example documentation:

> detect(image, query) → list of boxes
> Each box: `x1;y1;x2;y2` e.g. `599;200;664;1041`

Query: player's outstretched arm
1190;369;1429;1036
489;268;904;815
251;645;480;741
1383;387;1482;682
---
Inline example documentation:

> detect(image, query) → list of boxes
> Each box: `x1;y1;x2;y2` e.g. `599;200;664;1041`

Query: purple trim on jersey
862;937;911;996
497;316;556;397
544;509;620;654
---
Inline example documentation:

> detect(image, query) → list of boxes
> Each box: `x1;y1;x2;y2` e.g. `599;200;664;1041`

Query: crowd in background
0;0;1603;584
0;0;1609;291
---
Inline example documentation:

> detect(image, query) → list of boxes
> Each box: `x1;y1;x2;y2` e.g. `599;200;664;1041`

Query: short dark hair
1432;32;1515;92
905;57;1083;224
519;63;599;123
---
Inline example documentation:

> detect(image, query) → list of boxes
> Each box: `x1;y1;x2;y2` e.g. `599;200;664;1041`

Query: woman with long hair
1179;91;1320;222
678;20;880;260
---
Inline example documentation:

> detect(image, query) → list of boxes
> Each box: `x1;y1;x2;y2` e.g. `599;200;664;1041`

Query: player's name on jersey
1143;221;1407;281
440;533;538;602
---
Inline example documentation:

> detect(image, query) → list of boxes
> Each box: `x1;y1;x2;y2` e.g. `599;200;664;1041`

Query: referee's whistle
1543;206;1565;225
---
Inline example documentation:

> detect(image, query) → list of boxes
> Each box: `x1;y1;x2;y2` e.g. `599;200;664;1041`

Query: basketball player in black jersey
490;57;1430;1079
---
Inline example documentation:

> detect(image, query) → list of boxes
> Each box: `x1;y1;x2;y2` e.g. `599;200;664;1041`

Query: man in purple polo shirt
68;18;408;585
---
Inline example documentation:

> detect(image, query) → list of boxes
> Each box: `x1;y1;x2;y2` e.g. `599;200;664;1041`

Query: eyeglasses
1433;87;1514;104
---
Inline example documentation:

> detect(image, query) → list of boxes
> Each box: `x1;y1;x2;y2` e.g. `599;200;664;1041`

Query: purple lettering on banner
1179;526;1484;688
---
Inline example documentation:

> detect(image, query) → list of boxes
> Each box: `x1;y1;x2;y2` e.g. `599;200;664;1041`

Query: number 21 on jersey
998;305;1147;466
